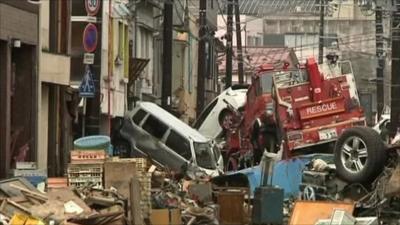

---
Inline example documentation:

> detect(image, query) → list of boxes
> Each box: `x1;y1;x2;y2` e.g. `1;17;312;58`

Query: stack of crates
138;171;152;218
68;136;110;188
117;158;152;218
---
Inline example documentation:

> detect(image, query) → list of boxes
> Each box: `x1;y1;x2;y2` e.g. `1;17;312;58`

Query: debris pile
1;137;399;225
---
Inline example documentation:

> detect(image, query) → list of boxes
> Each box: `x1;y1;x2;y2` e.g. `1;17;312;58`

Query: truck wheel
334;127;387;183
219;109;234;130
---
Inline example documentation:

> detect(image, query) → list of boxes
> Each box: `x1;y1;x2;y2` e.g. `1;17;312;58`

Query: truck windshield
273;69;308;88
260;75;273;93
193;142;216;170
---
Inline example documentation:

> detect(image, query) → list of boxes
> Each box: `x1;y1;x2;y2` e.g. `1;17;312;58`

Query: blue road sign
79;66;95;98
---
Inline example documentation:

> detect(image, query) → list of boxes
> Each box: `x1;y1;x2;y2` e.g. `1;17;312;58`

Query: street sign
83;53;95;64
82;23;98;53
85;0;100;16
79;66;96;98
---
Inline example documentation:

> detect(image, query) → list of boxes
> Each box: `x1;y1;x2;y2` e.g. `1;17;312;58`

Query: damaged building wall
0;0;39;178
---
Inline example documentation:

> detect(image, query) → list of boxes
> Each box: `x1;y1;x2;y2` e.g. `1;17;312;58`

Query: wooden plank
104;161;136;199
130;177;143;225
289;201;355;225
10;184;48;200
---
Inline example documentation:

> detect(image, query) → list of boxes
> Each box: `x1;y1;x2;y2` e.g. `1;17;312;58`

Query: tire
218;109;234;130
334;126;387;183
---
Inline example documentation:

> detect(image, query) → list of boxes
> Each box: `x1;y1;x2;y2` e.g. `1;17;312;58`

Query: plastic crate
67;164;103;174
110;158;149;172
68;177;102;183
12;168;47;177
68;176;103;188
70;150;106;164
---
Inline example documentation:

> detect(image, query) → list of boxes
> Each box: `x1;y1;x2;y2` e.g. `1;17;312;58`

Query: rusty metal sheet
289;201;355;225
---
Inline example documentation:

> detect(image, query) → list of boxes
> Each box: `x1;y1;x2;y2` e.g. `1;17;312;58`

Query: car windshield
193;142;216;170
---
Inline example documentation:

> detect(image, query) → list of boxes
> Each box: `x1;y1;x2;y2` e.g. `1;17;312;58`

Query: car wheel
219;109;234;130
113;139;131;158
334;127;387;183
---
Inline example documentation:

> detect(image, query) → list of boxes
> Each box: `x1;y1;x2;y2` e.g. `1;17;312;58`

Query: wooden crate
217;191;246;225
109;157;149;172
104;161;137;198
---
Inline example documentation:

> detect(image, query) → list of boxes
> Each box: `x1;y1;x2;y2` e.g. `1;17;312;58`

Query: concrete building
0;0;39;178
99;0;130;134
130;0;220;123
68;0;130;138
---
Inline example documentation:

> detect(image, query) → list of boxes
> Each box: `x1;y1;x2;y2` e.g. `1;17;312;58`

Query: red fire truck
223;56;366;171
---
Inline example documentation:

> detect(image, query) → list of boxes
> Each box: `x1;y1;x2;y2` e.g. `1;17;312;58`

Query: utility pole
162;0;173;110
318;0;325;64
197;0;206;116
375;6;385;118
390;0;400;137
234;0;244;84
225;0;233;89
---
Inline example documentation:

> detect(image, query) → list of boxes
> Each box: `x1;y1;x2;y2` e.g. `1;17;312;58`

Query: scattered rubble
1;135;399;225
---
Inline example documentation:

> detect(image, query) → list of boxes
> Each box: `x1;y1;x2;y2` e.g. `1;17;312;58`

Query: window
142;115;168;139
119;22;124;60
193;98;218;129
124;24;129;78
132;109;147;125
263;34;285;47
49;0;69;54
166;130;191;160
260;75;273;94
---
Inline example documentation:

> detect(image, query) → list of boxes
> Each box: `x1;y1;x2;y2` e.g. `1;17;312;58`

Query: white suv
114;102;223;177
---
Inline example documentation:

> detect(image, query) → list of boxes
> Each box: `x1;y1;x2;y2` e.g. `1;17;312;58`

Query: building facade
129;0;220;123
0;0;39;178
38;0;73;176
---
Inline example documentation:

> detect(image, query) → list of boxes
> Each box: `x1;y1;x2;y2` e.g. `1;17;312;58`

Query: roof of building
218;47;299;74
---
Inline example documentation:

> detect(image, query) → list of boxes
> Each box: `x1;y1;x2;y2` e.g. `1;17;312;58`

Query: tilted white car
193;85;248;139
